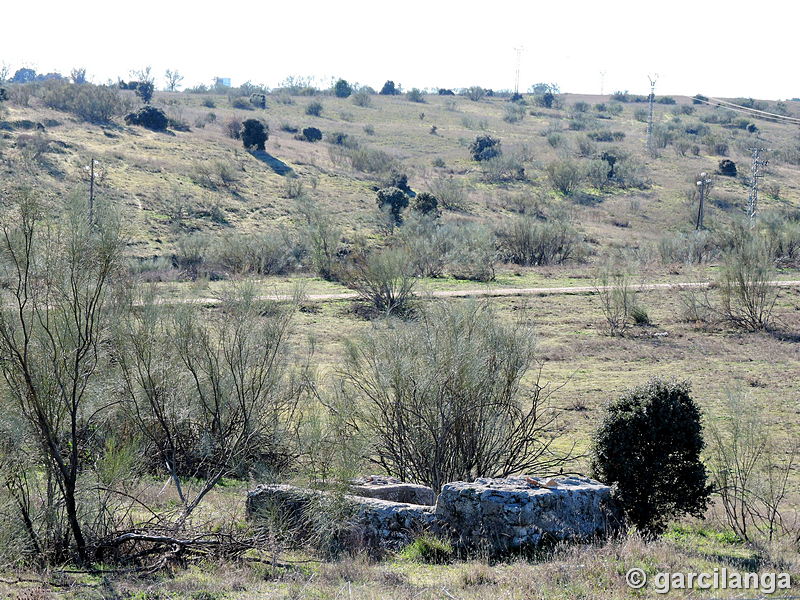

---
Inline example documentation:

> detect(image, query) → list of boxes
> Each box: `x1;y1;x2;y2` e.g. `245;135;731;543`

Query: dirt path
156;280;800;306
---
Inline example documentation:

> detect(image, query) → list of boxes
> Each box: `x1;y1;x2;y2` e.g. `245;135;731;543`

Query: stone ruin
247;474;621;554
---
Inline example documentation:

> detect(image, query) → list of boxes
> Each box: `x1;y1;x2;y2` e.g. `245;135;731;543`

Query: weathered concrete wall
436;476;622;552
247;475;620;555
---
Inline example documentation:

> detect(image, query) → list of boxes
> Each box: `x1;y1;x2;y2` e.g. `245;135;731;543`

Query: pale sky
2;0;797;99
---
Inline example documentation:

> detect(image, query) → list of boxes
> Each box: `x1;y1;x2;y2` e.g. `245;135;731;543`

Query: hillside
2;86;799;262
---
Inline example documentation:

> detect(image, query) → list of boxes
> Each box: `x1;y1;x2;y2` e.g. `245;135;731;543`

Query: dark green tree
591;378;712;535
333;79;352;98
376;187;409;225
412;192;439;216
380;80;398;95
241;119;268;151
301;127;322;142
135;81;154;104
469;135;502;162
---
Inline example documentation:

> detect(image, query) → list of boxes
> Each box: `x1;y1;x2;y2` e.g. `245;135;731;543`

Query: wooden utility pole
600;70;607;96
696;172;712;230
747;147;768;221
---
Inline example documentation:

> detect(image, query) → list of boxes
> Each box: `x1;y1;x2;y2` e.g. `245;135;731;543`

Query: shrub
135;81;154;104
305;101;323;116
333;79;352;98
718;159;737;177
342;300;570;492
379;80;398;95
591;379;712;536
344;247;416;315
503;102;525;123
230;96;253;110
446;221;496;281
210;231;298;275
406;88;425;103
397;213;449;277
412;191;439;216
327;131;358;148
630;305;651;325
465;86;485;102
438;88;454;96
241;118;268;151
375;187;409;225
707;392;798;545
587;131;625;142
124;105;169;130
658;230;716;264
382;170;411;193
718;233;777;330
296;198;342;281
301;126;322;142
499;215;583;266
225;115;242;139
572;101;590;113
202;97;215;108
657;96;676;104
546;160;584;196
39;81;123;123
480;154;525;183
351;90;372;107
547;132;564;148
428;175;467;210
469;135;501;161
594;260;634;336
400;535;453;564
329;145;396;174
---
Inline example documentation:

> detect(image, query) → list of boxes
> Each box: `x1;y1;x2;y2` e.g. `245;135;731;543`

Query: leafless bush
717;234;777;330
343;247;416;315
340;300;574;493
498;215;584;266
595;259;636;336
707;392;798;545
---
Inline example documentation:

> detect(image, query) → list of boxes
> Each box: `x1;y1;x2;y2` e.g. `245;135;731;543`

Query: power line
695;96;800;125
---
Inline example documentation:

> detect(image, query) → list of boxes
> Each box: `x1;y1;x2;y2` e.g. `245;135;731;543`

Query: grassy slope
3;89;799;258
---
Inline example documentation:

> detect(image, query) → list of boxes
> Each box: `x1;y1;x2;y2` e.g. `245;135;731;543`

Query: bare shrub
595;259;635;336
717;234;777;330
116;285;302;526
445;221;496;281
344;248;416;315
499;215;583;266
427;175;468;211
546;160;585;196
707;392;798;544
340;300;573;493
296;198;342;281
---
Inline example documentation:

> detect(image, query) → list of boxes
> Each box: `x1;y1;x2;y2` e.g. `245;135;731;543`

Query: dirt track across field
156;280;800;306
